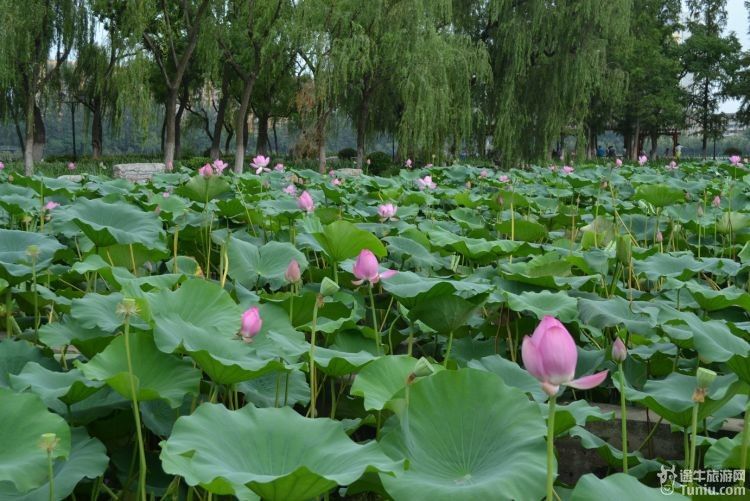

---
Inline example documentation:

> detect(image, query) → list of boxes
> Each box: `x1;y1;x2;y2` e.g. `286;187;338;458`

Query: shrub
366;151;392;174
338;147;357;160
724;146;742;156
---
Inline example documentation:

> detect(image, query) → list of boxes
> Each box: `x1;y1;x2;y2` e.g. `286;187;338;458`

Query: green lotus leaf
311;220;386;263
0;184;39;214
633;252;705;280
77;331;201;407
379;369;548;501
577;297;658;336
496;218;548;242
310;346;378;376
160;404;400;501
634;184;684;207
705;433;750;469
350;355;419;410
570;472;687;500
467;355;547;402
408;293;484;336
0;340;58;388
237;369;310;408
227;236;308;291
545;400;614;436
0;427;109;501
0;389;71;493
506;290;578;322
9;362;104;408
0;230;64;284
38;318;115;359
180;173;231;202
384;236;445;270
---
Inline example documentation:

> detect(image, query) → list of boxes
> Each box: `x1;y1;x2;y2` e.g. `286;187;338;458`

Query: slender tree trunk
234;77;255;174
256;113;269;156
164;88;178;167
32;104;45;163
70;102;77;160
316;107;328;173
272;117;279;154
175;98;186;159
92;98;103;159
356;91;371;169
210;73;230;160
24;95;35;175
649;132;658;158
225;128;234;153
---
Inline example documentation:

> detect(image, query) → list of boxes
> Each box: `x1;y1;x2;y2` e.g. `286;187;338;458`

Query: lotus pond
2;159;750;500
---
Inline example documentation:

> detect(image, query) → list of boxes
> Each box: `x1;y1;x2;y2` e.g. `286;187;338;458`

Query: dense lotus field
2;157;750;500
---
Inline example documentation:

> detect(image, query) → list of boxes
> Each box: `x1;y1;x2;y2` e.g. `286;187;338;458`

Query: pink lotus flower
329;170;335;177
425;163;433;168
274;163;285;172
656;231;663;243
0;161;4;170
378;203;397;221
666;161;678;171
297;191;314;213
43;201;60;211
712;195;721;208
251;155;271;174
162;191;170;198
480;169;488;178
283;184;297;195
416;175;436;190
405;159;413;168
198;164;213;177
352;249;397;286
67;162;76;171
638;155;647;166
612;337;627;363
285;259;301;283
730;155;741;166
521;316;608;396
332;178;342;186
240;307;262;343
213;159;228;174
615;159;622;167
166;160;173;171
562;165;574;174
499;175;510;183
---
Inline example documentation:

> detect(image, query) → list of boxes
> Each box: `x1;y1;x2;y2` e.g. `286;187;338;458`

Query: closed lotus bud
612;337;627;363
320;276;340;297
285;259;301;284
39;433;59;453
407;357;437;384
697;205;704;217
696;367;717;389
616;235;632;265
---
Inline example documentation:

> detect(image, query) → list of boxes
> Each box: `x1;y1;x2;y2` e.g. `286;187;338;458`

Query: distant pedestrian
675;143;682;160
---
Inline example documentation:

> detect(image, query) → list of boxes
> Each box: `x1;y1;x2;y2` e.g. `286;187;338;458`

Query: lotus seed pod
39;432;59;453
696;367;717;389
320;277;340;297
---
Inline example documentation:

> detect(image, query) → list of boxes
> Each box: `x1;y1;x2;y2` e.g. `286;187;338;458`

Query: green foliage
337;148;357;160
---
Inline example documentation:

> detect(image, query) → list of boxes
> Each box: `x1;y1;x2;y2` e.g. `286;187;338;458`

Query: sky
721;0;747;111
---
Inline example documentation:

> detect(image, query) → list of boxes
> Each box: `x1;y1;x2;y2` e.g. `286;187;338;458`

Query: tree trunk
23;96;35;175
272;117;279;154
234;77;255;174
315;108;328;173
256;113;269;156
175;98;186;159
164;88;178;167
649;132;658;159
355;92;371;169
32;104;45;163
92;98;103;159
210;72;230;160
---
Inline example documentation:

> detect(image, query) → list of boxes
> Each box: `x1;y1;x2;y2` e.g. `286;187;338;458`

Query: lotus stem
6;287;12;338
618;364;628;473
172;226;179;274
688;401;700;486
123;310;147;501
546;395;557;501
309;296;320;417
739;400;750;487
47;449;54;501
443;331;454;367
368;285;381;355
31;255;39;337
129;244;137;276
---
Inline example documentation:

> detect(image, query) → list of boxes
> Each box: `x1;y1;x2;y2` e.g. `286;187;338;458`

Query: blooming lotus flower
480;169;489;178
666;161;678;171
405;158;413;168
638;155;647;166
251;155;271;174
730;155;741;166
378;203;397;221
162;191;170;198
521;316;608;396
352;249;397;286
562;165;574;174
240;307;262;343
283;184;297;195
615;159;622;167
612;337;627;363
67;162;76;171
712;195;721;208
274;163;285;172
297;191;314;213
44;201;60;211
332;178;342;186
285;259;301;283
499;175;510;183
198;164;213;177
416;175;436;190
213;159;228;174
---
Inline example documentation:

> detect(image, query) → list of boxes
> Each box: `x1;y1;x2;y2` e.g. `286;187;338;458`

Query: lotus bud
616;235;632;265
612;337;627;363
656;231;663;243
407;357;437;384
25;245;40;260
694;367;717;402
320;276;340;297
697;205;704;217
285;259;302;284
240;307;262;342
712;195;721;208
39;433;59;453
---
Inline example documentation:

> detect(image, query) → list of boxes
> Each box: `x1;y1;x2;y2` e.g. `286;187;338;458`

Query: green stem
689;401;700;485
309;299;320;417
740;400;750;487
123;315;147;501
546;395;557;501
32;258;39;337
368;286;381;355
443;331;454;367
47;450;54;501
6;289;12;338
618;364;628;473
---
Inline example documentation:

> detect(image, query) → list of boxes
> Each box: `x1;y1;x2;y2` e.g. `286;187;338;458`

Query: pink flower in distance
666;161;678;171
332;178;342;186
656;231;663;243
521;316;608;396
251;155;271;174
285;259;301;283
240;307;262;343
274;163;285;172
213;159;228;174
352;249;397;286
615;159;622;167
480;169;489;178
499;175;510;183
562;165;574;174
638;155;647;166
297;191;314;213
67;162;76;171
378;203;397;221
426;163;433;168
405;158;413;168
712;195;721;208
43;201;60;211
198;164;213;177
416;175;436;190
283;184;297;195
612;337;627;363
730;155;741;166
166;160;173;171
0;161;4;170
162;191;170;198
549;165;557;172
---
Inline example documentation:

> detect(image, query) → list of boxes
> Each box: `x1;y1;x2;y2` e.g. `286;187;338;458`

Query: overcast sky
721;0;747;111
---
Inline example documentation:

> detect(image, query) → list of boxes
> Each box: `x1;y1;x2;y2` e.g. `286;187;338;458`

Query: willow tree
0;0;84;174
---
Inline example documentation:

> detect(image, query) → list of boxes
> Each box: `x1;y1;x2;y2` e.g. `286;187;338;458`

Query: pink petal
352;279;364;286
567;370;609;390
521;336;546;381
380;269;397;280
535;323;577;385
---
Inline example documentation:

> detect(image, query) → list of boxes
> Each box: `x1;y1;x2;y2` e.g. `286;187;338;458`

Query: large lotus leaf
227;236;308;291
467;355;547;402
577;297;659;336
420;223;520;259
310;346;378;376
704;433;750;469
160;404;400;501
38;319;116;359
0;389;71;493
9;363;104;409
0;184;39;214
77;331;201;407
379;369;548;501
570;473;687;500
505;290;578;322
634;184;684;207
383;236;445;270
633;252;705;280
286;291;362;334
0;230;64;284
180;173;231;202
150;280;306;384
350;356;419;411
495;219;548;242
716;211;750;233
63;198;165;248
545;400;614;436
661;315;750;363
614;370;746;428
380;271;492;304
304;220;385;263
685;282;750;312
69;292;147;333
448;208;485;230
0;340;58;388
568;427;661;477
238;369;310;408
0;427;109;501
408;293;485;336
